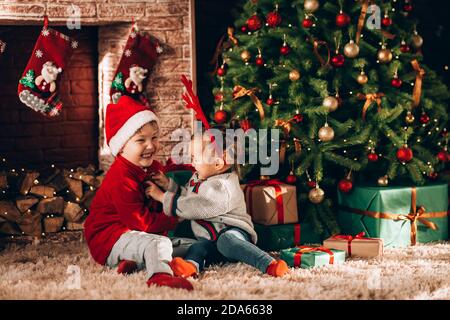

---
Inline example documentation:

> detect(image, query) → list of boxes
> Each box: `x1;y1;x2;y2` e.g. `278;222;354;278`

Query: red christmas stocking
110;23;162;106
17;17;76;117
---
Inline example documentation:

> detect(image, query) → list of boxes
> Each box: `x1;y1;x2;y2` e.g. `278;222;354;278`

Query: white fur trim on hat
109;110;158;156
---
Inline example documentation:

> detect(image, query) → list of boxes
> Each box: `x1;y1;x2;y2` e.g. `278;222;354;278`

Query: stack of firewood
0;165;104;237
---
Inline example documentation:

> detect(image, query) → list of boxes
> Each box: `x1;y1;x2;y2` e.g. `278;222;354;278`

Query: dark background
195;0;450;115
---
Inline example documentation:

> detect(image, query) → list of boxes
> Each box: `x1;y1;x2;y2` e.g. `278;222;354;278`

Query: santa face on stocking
35;61;62;93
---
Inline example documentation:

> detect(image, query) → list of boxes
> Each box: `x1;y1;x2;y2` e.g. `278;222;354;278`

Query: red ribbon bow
293;246;334;267
331;232;367;256
244;179;285;224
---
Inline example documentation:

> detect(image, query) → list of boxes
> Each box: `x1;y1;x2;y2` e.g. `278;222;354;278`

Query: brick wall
0;0;195;171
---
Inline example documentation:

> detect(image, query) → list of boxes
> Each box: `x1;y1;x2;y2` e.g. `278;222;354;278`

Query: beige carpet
0;232;449;300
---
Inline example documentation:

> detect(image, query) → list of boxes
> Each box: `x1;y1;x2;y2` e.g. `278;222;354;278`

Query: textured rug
0;232;449;300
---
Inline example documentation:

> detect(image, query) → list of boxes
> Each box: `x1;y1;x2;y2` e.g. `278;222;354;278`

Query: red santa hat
105;95;159;156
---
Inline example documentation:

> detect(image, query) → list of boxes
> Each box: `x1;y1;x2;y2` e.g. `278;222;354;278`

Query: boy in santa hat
84;96;195;291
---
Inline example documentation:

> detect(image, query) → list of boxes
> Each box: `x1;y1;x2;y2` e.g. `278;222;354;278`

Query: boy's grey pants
106;230;197;278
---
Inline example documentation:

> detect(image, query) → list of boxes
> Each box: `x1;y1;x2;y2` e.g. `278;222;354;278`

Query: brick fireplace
0;0;195;171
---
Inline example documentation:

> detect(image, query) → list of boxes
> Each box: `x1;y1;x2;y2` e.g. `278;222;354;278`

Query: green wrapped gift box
337;183;448;248
280;246;346;268
255;223;323;251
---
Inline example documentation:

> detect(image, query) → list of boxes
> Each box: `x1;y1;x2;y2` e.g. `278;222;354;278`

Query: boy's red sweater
84;155;178;265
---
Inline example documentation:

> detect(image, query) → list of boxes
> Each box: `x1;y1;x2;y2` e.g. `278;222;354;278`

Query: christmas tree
211;0;449;235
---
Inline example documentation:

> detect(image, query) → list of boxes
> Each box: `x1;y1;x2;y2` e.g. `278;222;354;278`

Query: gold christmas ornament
405;111;415;124
344;40;360;58
289;69;301;81
240;50;251;62
308;186;325;204
377;175;389;187
304;0;320;12
411;32;423;48
377;46;393;63
322;96;339;112
318;122;335;141
357;71;368;84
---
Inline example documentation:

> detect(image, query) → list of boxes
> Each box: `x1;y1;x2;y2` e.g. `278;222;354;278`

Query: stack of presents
167;164;449;269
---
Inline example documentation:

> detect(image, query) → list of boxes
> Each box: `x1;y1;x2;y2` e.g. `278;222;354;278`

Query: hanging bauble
403;1;413;12
428;172;438;179
318;122;335;142
336;10;350;27
309;186;325;204
437;150;448;162
396;146;413;162
411;32;423;49
255;56;264;66
247;14;263;31
239;119;252;132
343;40;359;58
357;71;368;84
419;112;430;124
217;66;226;77
405;111;415;124
286;172;297;184
335;92;343;107
293;113;304;123
338;179;353;193
240;50;251;62
289;69;301;81
400;40;411;53
214;109;227;124
266;11;282;28
307;180;316;188
377;175;389;187
382;15;392;27
377;46;393;63
331;53;345;67
391;75;402;88
367;152;379;162
322;96;339;112
240;25;248;33
266;96;275;106
214;92;224;102
280;43;291;56
302;17;314;28
304;0;320;12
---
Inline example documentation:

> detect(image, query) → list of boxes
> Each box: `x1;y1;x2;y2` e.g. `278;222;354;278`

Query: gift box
255;223;323;251
323;232;383;258
242;180;298;225
280;246;346;268
337;183;448;248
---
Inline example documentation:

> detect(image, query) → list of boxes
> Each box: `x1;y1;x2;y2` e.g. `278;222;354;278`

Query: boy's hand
150;170;170;190
145;181;165;203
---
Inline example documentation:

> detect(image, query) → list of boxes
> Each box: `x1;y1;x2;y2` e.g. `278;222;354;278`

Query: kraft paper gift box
337;183;448;248
241;180;298;225
280;246;346;268
254;223;323;251
323;232;384;258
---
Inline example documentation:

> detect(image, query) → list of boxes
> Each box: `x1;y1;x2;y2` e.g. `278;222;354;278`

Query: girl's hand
145;181;164;203
150;170;170;190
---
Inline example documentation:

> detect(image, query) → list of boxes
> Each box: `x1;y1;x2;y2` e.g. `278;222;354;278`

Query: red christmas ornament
286;173;297;184
292;114;304;123
441;129;448;137
391;77;402;88
331;54;345;67
266;97;275;106
382;16;392;27
336;11;350;27
428;172;438;179
239;119;252;132
403;2;413;12
307;180;316;188
247;15;263;31
338;179;353;193
214;92;223;102
214;109;227;124
280;44;290;56
241;25;248;33
255;56;264;66
302;17;314;28
266;11;282;28
400;41;411;53
419;113;430;124
217;66;226;77
396;146;413;162
367;153;379;162
437;151;448;162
